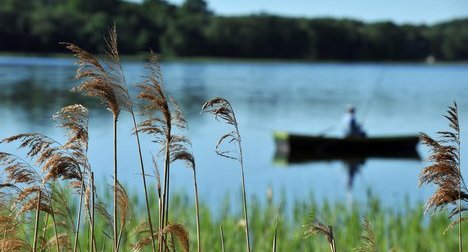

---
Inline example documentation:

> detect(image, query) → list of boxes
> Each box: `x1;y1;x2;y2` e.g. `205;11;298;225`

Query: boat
274;131;420;164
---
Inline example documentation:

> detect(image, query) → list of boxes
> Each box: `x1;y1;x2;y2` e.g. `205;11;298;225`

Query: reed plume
202;97;251;252
304;211;336;252
0;152;54;250
132;223;189;252
419;102;467;252
0;205;31;252
53;104;94;252
115;180;130;251
354;217;376;252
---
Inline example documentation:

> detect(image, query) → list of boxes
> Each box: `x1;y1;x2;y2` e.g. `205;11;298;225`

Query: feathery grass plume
132;223;189;252
419;102;466;252
53;104;97;252
64;25;133;252
2;133;60;166
115;181;130;251
304;210;337;252
53;104;89;168
0;209;31;252
202;97;251;252
63;27;131;118
0;237;31;252
0;151;56;250
0;152;40;185
160;223;190;252
354;217;376;252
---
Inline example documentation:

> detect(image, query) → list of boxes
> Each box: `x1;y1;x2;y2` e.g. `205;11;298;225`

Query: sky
166;0;468;24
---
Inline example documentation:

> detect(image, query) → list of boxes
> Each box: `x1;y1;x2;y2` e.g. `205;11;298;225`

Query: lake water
1;56;468;212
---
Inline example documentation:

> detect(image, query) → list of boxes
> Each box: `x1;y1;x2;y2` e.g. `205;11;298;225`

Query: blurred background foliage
1;0;468;60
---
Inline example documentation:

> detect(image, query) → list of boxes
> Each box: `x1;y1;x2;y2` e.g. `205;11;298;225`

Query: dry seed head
64;26;131;118
0;152;39;184
419;102;467;229
0;238;31;251
137;52;174;158
160;223;190;252
115;180;130;229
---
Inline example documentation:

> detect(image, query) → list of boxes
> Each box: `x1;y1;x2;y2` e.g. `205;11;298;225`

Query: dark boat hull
274;132;420;164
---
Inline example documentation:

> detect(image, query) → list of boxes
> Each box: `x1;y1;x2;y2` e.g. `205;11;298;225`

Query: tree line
1;0;467;60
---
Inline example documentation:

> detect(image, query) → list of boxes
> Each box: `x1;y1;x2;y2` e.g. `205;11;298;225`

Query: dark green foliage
1;0;468;60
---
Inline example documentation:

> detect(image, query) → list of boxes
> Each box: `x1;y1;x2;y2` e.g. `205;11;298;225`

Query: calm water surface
1;56;468;211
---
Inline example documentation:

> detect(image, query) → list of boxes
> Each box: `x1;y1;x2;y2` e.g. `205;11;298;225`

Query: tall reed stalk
32;190;42;252
113;115;119;251
202;97;251;252
73;185;84;252
90;172;95;252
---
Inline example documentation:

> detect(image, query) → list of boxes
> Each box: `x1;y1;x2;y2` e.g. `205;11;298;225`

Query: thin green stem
159;138;171;252
219;225;225;252
50;210;60;252
113;116;118;252
164;138;171;228
40;210;50;251
91;172;96;252
48;185;60;252
458;127;462;252
73;183;84;252
231;106;251;252
33;190;42;252
192;168;201;252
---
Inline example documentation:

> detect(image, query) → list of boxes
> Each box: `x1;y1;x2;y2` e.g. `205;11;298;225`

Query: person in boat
343;105;366;138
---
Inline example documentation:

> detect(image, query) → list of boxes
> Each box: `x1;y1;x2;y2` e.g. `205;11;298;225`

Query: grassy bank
9;187;465;252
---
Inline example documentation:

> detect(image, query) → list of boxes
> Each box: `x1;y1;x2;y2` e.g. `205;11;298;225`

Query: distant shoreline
1;52;468;65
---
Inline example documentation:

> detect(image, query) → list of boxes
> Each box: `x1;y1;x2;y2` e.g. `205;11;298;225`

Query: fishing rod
361;69;386;125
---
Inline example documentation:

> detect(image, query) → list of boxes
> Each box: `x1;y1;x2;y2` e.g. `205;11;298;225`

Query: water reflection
343;159;364;191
